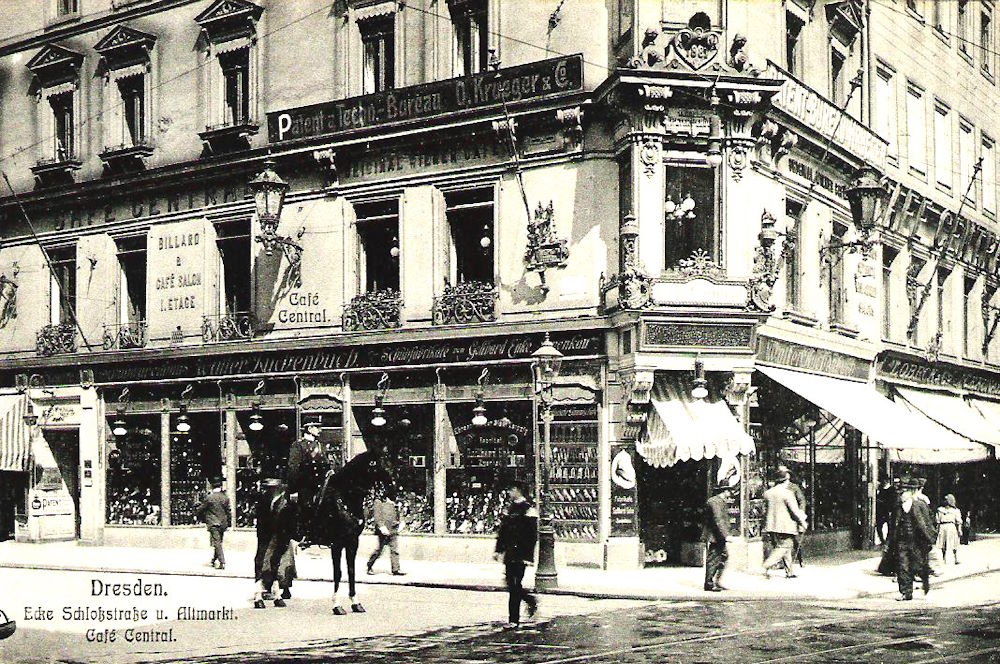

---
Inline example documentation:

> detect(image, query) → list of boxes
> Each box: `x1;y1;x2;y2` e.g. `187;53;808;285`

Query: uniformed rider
287;417;326;547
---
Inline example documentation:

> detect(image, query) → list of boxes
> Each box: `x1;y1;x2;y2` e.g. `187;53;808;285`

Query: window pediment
195;0;263;42
95;25;156;69
825;0;862;46
26;43;83;87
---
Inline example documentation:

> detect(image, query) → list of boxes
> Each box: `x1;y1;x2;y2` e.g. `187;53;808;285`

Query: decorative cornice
194;0;262;42
25;43;83;86
94;24;156;62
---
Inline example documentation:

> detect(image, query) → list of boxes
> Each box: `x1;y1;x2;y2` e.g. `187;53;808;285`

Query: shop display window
169;411;223;526
233;408;297;528
353;404;433;533
546;404;600;541
106;415;161;525
445;401;534;535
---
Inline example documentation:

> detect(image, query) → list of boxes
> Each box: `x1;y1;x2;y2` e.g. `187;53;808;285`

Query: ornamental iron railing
36;323;77;356
202;311;255;343
103;321;148;350
342;289;402;331
432;280;498;325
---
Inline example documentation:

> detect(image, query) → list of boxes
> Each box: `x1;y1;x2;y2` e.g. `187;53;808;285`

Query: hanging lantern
176;404;191;433
249;159;289;257
248;404;264;432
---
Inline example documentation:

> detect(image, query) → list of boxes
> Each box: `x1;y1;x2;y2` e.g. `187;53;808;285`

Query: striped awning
0;394;30;472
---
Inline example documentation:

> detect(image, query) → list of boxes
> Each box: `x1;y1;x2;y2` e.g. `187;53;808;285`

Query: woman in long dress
936;494;963;565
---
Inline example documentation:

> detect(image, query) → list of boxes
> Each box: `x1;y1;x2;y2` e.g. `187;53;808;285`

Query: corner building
0;0;997;573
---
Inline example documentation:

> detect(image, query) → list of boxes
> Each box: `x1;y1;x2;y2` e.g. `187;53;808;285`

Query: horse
313;448;392;614
252;446;390;612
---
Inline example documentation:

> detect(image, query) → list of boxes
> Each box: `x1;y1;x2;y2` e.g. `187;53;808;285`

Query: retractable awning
637;376;755;468
0;394;30;472
893;387;1000;452
970;398;1000;433
757;366;982;460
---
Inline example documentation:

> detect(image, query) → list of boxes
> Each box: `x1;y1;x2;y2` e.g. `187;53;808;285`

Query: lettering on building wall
878;354;1000;396
154;232;202;313
764;62;888;170
277;291;330;324
342;136;505;183
854;258;878;319
268;55;584;143
756;336;870;380
787;158;848;199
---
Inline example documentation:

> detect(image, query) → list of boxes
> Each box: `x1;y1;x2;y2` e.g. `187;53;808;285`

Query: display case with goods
105;415;161;525
169;435;205;526
546;405;599;541
445;401;534;535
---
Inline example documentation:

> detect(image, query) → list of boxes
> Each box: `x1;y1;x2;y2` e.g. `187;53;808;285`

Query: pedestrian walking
875;478;895;546
196;477;231;570
777;465;807;568
703;469;739;592
936;494;963;565
367;491;405;576
493;481;538;628
895;476;937;601
877;477;902;576
762;468;808;579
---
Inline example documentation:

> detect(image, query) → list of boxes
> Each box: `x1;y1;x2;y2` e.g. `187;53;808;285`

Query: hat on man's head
916;476;927;488
774;468;790;482
776;464;793;478
900;475;920;489
302;416;322;429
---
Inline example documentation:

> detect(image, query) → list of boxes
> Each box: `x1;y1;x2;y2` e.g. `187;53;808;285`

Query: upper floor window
445;188;494;285
882;246;899;340
450;0;488;76
959;0;971;54
50;92;75;161
983;137;996;215
786;12;805;79
95;26;155;157
959;121;976;203
827;223;847;325
982;4;994;74
784;200;804;311
664;164;717;270
936;268;948;340
216;220;252;317
115;235;147;326
355;199;400;293
875;65;897;159
48;245;77;327
57;0;79;16
934;103;952;189
932;0;944;30
906;84;927;175
220;49;250;126
964;275;976;356
830;47;847;107
195;0;262;151
360;15;395;93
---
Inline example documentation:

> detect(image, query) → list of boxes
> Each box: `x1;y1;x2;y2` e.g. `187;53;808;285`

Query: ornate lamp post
821;166;889;258
532;333;563;591
249;159;290;256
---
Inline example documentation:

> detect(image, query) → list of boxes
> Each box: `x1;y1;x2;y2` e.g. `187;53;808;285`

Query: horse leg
331;545;347;615
348;539;365;613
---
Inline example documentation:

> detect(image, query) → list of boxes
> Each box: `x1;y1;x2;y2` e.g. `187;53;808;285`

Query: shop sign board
610;444;637;537
764;61;888;170
756;336;870;381
4;331;604;387
340;134;507;184
29;490;73;516
877;352;1000;397
854;257;878;322
267;54;584;144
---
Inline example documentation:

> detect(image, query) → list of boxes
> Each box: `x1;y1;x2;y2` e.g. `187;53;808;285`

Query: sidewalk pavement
1;536;997;603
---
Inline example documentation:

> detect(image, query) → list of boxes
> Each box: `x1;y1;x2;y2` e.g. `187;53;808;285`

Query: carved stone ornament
639;138;660;177
667;12;720;71
726;138;752;181
556;107;584;149
619;369;655;442
746;210;784;312
677;248;723;278
525;201;569;293
0;266;19;330
925;331;943;364
312;148;338;187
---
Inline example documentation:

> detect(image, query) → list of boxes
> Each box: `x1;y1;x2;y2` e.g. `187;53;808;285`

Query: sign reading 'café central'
267;54;584;143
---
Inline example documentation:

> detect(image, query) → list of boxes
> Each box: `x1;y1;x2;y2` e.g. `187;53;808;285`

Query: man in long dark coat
895;476;937;601
703;475;737;592
877;477;902;576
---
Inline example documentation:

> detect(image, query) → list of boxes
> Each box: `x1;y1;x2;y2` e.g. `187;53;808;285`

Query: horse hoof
332;606;348;616
253;600;266;609
273;598;287;608
351;603;366;613
281;588;292;600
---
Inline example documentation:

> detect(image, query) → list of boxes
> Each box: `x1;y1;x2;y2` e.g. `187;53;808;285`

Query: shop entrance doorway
46;430;80;539
0;471;27;541
637;458;709;566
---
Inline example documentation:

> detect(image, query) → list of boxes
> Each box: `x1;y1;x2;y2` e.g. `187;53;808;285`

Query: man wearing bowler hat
287;416;326;548
703;465;740;591
895;475;936;600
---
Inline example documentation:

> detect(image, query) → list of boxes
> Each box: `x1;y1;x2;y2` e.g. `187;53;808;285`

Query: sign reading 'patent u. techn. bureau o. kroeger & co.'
266;54;584;144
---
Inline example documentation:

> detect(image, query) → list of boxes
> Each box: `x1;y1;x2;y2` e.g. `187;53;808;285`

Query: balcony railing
103;321;148;350
202;311;255;343
36;323;77;356
432;280;498;325
342;289;402;331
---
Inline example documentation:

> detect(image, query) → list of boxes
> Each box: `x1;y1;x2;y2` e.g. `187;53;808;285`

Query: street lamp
248;380;265;431
111;387;130;437
472;368;489;427
371;373;389;428
531;333;564;591
691;355;708;400
175;384;193;434
249;159;290;257
821;166;889;258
